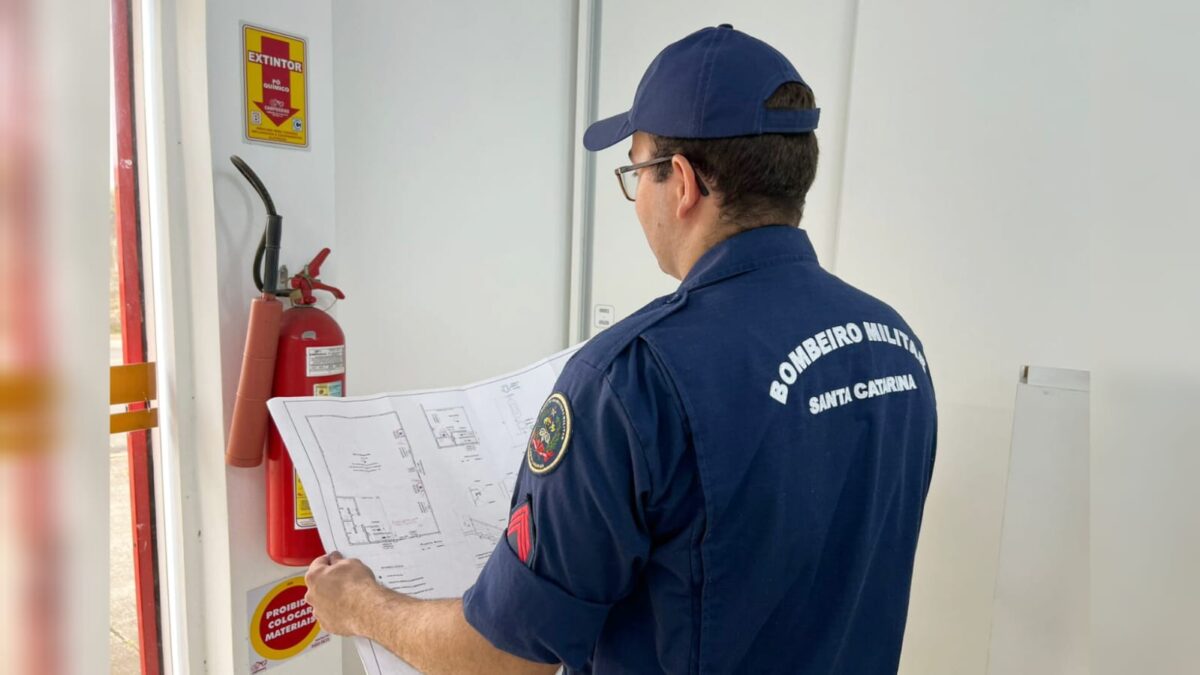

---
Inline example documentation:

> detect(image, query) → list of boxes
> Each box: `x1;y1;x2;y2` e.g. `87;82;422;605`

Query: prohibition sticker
247;575;329;673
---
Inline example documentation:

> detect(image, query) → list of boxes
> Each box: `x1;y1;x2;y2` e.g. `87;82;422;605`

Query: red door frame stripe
112;0;163;672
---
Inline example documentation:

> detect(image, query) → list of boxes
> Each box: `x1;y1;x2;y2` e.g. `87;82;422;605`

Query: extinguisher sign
247;575;330;673
243;24;309;148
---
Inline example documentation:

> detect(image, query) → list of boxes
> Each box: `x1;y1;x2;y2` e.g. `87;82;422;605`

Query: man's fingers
305;554;329;585
327;550;345;563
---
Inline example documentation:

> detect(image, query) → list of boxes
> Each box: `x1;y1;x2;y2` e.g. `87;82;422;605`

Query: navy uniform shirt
463;225;937;674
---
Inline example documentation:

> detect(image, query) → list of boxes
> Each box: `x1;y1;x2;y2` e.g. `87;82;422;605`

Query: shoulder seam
637;337;693;440
599;368;656;512
574;297;689;372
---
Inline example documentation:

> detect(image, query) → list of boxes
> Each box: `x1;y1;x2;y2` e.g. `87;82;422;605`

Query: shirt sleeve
462;341;685;669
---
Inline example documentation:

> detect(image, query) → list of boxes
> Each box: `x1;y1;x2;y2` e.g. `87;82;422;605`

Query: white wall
834;2;1088;673
1090;3;1200;672
333;0;578;394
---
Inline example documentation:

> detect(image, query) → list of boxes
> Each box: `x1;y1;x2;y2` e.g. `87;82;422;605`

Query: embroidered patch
506;499;534;566
526;393;572;475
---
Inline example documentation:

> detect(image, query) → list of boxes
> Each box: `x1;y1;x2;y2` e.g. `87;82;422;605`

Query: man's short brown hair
649;82;819;228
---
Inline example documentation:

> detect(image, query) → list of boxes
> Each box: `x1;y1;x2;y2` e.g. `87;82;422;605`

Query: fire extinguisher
266;250;344;565
224;155;345;567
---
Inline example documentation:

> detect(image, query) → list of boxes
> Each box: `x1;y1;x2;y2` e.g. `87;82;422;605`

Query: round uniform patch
526;393;572;475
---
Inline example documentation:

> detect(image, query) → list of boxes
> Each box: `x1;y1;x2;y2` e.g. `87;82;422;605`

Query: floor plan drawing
337;496;398;545
267;342;583;675
495;379;538;449
466;479;509;509
307;412;440;546
422;405;480;449
461;516;504;545
373;560;434;598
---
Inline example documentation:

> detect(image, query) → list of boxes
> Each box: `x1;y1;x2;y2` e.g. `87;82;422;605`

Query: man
305;24;937;674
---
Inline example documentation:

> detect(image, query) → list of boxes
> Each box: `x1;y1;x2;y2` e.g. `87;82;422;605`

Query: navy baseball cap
583;24;820;151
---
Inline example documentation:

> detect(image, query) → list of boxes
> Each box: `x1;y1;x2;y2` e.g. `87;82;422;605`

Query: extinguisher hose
230;155;290;297
258;216;285;296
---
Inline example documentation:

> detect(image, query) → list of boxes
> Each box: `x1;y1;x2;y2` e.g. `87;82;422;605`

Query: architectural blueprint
266;345;580;675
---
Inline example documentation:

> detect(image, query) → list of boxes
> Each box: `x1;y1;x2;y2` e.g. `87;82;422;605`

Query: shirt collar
681;225;819;291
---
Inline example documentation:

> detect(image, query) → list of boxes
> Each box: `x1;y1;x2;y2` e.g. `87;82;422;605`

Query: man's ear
672;154;704;220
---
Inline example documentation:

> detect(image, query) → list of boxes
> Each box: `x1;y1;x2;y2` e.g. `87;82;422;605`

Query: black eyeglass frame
614;156;711;202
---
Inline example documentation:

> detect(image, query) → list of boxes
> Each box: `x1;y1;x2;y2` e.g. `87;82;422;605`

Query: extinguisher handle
301;248;344;300
310;279;345;300
287;248;345;304
305;248;332;278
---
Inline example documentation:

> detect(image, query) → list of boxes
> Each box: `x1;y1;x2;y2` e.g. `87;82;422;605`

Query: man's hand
304;551;392;637
305;552;558;675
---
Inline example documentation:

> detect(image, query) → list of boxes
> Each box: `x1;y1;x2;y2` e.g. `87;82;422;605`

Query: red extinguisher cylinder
266;306;345;566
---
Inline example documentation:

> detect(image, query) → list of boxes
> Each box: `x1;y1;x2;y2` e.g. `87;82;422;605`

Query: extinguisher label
294;470;316;530
306;345;345;377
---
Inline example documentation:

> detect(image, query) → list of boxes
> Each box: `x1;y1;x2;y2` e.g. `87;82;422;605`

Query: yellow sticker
243;25;308;148
294;470;315;529
312;380;343;397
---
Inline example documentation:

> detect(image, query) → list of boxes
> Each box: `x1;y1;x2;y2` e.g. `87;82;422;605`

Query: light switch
593;304;615;329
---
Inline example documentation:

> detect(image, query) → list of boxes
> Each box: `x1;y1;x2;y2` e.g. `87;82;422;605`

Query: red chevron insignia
507;502;533;565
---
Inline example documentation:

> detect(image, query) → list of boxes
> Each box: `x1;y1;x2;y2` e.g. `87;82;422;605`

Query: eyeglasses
614;156;710;202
